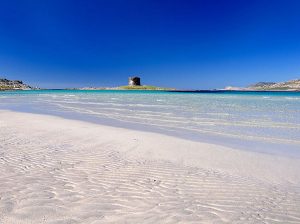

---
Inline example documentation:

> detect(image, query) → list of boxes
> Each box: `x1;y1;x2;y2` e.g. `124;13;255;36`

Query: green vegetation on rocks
0;78;33;90
118;85;175;90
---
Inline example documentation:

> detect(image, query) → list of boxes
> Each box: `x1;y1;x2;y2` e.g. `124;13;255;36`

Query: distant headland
70;77;300;92
1;76;300;92
225;79;300;91
0;78;36;90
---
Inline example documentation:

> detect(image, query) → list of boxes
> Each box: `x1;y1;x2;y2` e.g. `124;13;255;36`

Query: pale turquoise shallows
1;90;300;157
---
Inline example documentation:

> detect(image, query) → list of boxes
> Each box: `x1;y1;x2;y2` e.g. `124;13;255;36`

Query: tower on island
128;76;141;86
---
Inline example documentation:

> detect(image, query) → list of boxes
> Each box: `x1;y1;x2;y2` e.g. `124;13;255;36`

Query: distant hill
249;82;276;89
0;78;34;90
248;79;300;91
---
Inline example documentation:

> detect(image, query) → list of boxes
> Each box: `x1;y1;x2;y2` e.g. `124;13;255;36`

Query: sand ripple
1;111;300;223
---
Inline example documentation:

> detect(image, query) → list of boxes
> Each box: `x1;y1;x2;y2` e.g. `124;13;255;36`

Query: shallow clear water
1;90;300;157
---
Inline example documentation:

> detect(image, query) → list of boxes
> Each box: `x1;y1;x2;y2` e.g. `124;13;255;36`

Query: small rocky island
119;76;174;90
0;78;34;90
78;76;175;90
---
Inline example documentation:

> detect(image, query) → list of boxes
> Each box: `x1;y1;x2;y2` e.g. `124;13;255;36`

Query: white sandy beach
1;110;300;223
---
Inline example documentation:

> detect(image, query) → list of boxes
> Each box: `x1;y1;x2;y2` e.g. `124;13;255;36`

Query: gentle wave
1;90;300;154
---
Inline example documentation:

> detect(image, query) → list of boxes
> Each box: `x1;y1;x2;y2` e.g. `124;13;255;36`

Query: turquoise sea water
1;90;300;157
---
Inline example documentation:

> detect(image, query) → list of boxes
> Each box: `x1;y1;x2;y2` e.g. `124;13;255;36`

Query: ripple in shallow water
1;90;300;156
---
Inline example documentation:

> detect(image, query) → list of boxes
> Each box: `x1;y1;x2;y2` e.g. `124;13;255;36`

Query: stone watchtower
128;77;141;86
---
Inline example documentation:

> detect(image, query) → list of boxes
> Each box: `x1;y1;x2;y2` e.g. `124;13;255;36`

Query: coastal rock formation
249;82;276;89
128;77;141;86
225;78;300;91
248;79;300;91
0;78;33;90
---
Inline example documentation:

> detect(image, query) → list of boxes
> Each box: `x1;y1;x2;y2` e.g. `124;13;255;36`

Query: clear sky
0;0;300;89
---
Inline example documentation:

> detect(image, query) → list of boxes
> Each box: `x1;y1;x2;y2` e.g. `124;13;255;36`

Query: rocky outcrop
249;82;276;89
0;78;33;90
248;79;300;91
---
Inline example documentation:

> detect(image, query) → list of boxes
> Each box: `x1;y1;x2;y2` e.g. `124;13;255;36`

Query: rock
248;79;300;91
0;78;33;90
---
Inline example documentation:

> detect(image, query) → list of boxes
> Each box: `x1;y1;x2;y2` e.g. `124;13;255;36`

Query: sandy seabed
0;110;300;224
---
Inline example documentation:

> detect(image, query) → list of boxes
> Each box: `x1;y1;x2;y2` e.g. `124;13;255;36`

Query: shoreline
2;103;300;159
1;109;300;183
1;88;300;92
1;110;300;223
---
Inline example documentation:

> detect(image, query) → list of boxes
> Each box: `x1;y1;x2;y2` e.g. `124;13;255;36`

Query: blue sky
0;0;300;89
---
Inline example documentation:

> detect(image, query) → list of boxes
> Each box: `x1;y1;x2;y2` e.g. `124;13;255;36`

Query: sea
1;90;300;158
